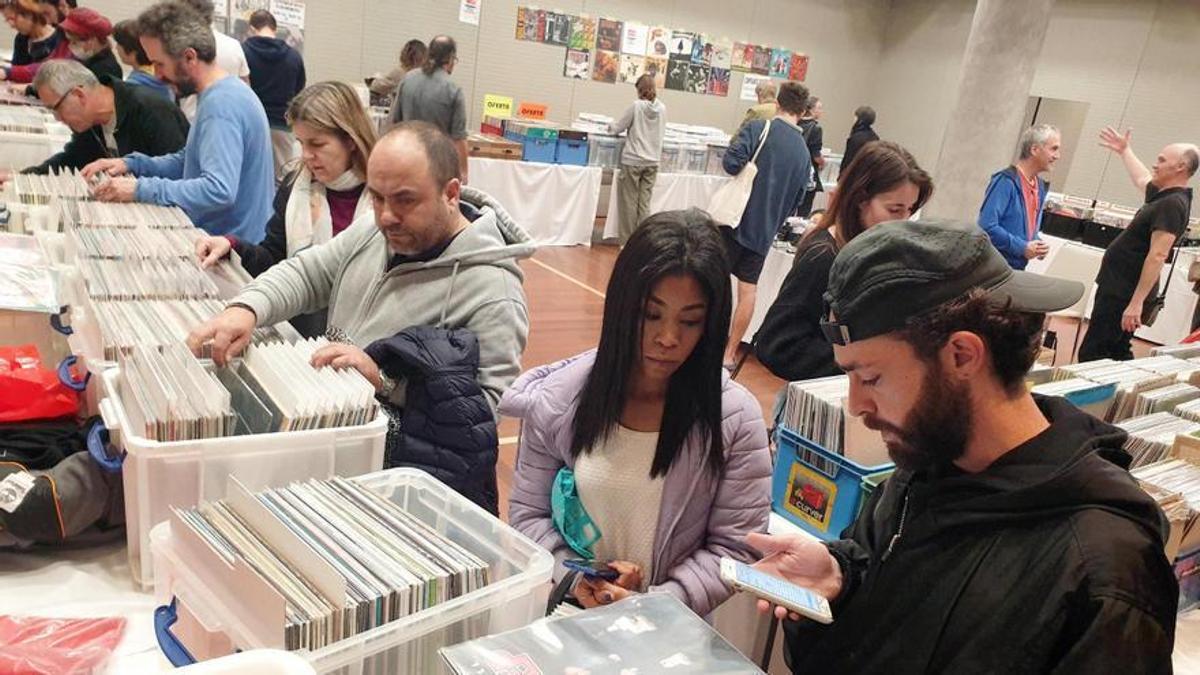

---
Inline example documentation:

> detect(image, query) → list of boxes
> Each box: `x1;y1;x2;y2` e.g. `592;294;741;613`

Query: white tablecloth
602;171;732;239
467;158;601;247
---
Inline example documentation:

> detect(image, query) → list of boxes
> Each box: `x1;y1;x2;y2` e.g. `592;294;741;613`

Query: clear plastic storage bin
587;134;622;168
150;468;554;675
98;368;387;587
681;144;708;174
705;144;729;176
659;142;683;173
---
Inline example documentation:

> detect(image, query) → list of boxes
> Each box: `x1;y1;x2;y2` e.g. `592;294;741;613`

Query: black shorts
720;226;766;284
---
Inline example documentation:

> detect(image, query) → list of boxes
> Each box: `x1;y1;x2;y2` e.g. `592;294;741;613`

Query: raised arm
1099;127;1151;192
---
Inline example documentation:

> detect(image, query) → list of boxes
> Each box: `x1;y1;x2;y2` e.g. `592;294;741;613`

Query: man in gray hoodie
609;74;666;245
186;121;534;414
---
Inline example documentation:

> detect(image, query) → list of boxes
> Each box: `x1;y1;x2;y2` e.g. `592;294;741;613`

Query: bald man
187;121;533;413
1079;128;1198;361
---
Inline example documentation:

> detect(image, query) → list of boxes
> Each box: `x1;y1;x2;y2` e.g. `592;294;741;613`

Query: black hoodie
785;395;1178;674
243;36;306;128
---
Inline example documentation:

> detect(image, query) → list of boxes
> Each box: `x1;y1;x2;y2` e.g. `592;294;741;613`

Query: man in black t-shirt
1079;127;1197;362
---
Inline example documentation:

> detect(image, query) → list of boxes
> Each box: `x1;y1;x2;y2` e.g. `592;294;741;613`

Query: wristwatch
378;372;399;399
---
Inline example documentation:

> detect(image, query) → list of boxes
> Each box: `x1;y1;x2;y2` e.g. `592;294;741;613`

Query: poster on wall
459;0;480;26
668;31;695;58
597;18;622;52
569;16;596;50
564;48;591;79
514;6;527;40
751;46;770;75
269;0;304;51
664;55;690;91
645;55;668;88
544;12;571;46
708;67;730;97
686;64;710;94
230;0;269;41
741;74;772;102
712;41;732;70
731;42;750;72
618;54;646;83
621;23;648;55
769;48;792;79
593;50;619;83
789;53;809;81
646;27;670;57
690;34;707;65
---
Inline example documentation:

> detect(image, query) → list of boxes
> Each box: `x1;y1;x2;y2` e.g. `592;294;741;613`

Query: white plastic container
99;368;387;587
178;650;316;674
151;468;554;674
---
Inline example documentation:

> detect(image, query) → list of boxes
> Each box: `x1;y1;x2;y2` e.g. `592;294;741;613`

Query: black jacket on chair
366;326;499;514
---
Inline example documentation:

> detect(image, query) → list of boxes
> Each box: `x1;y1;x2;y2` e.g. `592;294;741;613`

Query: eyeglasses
49;87;77;116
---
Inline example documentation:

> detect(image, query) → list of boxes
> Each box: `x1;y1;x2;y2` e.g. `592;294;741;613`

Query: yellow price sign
483;94;513;119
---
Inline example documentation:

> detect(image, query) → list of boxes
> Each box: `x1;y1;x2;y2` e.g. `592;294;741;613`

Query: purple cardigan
500;351;772;616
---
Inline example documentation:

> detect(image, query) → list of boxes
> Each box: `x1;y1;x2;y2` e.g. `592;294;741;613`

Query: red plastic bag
0;616;126;675
0;345;79;424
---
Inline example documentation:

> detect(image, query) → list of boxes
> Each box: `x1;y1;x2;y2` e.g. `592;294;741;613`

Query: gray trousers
617;164;659;245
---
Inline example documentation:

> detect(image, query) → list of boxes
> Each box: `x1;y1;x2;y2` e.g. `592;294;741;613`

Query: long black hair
569;209;732;478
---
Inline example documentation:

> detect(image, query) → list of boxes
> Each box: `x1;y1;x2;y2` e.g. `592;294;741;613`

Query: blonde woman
195;81;377;337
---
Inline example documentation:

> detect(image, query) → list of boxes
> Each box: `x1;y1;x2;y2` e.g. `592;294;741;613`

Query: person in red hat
0;0;69;84
59;7;122;82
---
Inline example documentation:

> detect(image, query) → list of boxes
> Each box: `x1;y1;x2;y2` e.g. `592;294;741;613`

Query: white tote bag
707;119;771;228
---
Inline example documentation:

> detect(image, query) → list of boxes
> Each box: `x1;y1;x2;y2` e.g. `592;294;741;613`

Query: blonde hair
285;81;378;179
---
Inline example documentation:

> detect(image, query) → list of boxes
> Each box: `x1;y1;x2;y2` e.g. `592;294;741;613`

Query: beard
863;361;971;473
171;73;198;98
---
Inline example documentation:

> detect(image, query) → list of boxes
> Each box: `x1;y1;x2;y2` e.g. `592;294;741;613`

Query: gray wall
5;0;1198;214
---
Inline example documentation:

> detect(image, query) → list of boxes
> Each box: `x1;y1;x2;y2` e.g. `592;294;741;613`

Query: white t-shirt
180;30;250;121
573;425;665;590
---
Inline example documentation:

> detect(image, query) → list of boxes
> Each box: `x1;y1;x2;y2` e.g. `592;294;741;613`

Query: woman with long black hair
503;209;771;616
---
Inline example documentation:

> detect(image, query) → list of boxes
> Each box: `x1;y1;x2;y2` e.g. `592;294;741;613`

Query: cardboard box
466;133;522;161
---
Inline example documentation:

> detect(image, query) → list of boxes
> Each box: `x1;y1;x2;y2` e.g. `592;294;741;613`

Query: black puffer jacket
784;395;1178;674
366;326;499;514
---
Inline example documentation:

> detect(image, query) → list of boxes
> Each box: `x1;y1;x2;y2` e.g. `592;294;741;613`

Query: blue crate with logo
772;427;894;541
507;121;559;164
555;129;590;166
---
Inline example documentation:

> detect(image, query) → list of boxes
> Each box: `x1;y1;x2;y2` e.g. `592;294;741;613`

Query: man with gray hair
8;59;188;177
82;0;273;244
1080;127;1198;361
739;79;777;129
978;123;1061;270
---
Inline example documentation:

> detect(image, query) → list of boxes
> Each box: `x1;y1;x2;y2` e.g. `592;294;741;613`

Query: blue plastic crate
555;139;589;166
521;137;557;164
772;427;894;541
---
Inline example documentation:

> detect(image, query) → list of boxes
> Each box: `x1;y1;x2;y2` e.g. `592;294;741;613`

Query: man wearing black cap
746;220;1177;673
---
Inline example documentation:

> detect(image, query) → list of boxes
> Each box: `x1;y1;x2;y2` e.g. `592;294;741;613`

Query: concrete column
924;0;1056;221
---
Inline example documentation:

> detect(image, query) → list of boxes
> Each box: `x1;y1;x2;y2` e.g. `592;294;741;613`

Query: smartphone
720;557;833;624
562;559;619;581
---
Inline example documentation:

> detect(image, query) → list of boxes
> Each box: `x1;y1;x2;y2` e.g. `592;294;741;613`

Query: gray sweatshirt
231;186;534;414
609;99;666;167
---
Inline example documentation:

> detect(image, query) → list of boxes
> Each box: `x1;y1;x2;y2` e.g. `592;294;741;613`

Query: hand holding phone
562;559;619;581
720;557;833;624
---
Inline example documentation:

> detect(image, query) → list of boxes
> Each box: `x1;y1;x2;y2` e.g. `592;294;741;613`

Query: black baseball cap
820;220;1084;345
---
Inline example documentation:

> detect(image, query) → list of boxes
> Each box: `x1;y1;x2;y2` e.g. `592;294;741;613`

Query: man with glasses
390;35;469;183
1;59;187;179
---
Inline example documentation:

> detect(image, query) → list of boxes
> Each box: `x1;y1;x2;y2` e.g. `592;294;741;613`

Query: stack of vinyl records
117;343;237;442
1132;459;1200;521
92;298;283;361
239;339;379;433
1116;413;1200;468
1053;360;1174;422
81;257;223;300
1133;383;1200;417
782;375;887;466
1031;378;1116;419
68;225;196;261
68;200;194;230
1151;344;1200;360
8;168;90;205
173;475;490;651
1126;356;1200;384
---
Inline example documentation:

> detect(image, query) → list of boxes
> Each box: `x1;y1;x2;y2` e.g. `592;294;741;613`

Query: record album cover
751;45;770;74
770;48;792;79
646;26;670;57
687;64;710;94
564;48;591;79
708;67;730;97
619;54;647;84
597;18;622;51
665;54;691;91
645;55;668;89
731;42;750;72
789;52;810;81
569;16;596;50
593;50;619;83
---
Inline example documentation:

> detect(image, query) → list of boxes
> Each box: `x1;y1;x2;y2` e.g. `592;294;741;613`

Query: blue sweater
978;166;1049;270
127;76;273;243
723;118;811;256
125;70;175;103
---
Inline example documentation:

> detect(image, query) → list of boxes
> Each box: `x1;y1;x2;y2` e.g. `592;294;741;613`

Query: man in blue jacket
978;124;1061;269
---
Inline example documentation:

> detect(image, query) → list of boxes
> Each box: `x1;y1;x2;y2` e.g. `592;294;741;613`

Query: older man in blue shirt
84;2;272;243
978;124;1060;270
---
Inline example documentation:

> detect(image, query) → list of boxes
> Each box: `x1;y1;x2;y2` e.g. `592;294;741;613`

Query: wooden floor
496;243;1156;521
